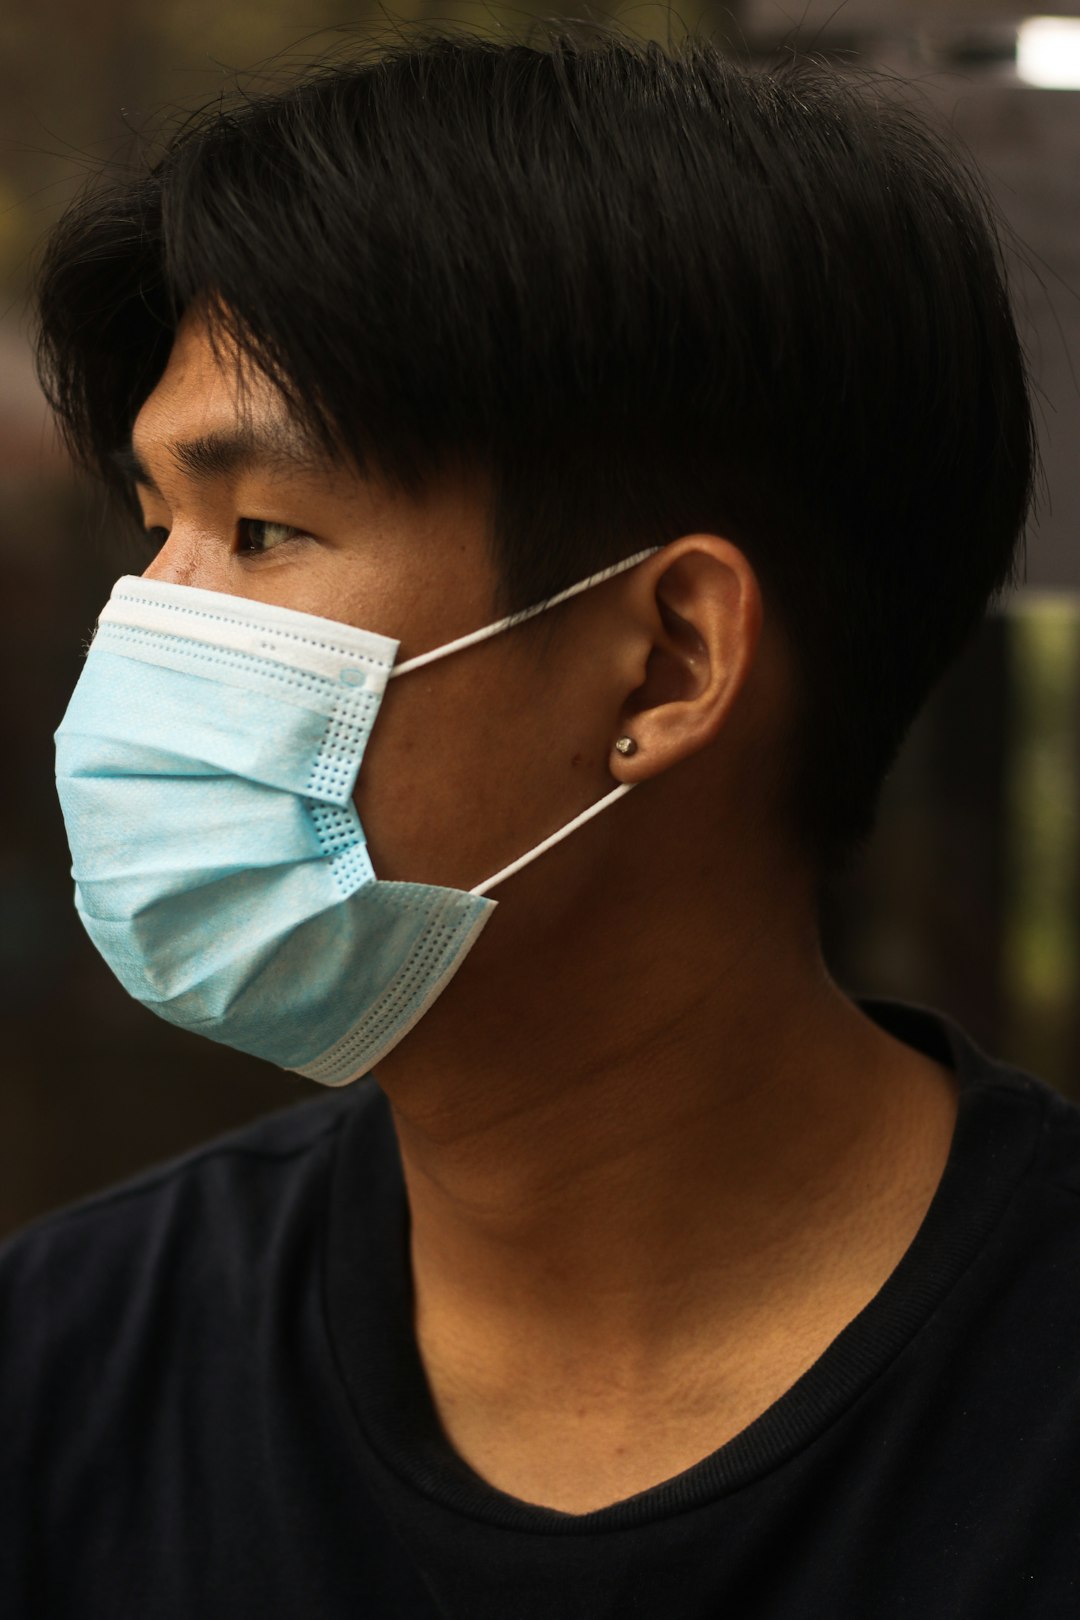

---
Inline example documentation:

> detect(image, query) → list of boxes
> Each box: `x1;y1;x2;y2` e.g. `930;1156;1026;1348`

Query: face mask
53;548;658;1085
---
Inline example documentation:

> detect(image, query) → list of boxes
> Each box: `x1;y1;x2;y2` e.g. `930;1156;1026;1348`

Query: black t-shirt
3;995;1080;1618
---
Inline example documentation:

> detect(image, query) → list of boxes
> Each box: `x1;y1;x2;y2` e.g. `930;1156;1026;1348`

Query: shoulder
1024;1071;1080;1189
921;1003;1080;1341
957;1031;1080;1204
0;1082;387;1603
0;1081;380;1387
1;1083;360;1249
867;994;1080;1198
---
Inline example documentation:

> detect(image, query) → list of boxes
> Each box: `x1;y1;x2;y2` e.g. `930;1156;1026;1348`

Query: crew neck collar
324;996;1046;1532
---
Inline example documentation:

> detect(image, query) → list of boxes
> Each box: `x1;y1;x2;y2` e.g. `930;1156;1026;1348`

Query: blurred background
2;0;1078;1241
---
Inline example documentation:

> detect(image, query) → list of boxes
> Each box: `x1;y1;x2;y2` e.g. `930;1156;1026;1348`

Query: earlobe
610;536;762;783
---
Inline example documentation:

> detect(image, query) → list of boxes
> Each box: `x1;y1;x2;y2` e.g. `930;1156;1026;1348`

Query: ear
608;536;763;783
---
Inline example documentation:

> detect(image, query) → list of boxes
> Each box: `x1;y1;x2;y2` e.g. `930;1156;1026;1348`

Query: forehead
136;304;267;426
128;307;335;487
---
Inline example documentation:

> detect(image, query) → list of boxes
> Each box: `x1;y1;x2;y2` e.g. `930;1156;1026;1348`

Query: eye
237;517;308;555
142;526;169;552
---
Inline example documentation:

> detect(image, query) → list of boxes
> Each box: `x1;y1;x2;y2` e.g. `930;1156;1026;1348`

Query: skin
134;304;960;1515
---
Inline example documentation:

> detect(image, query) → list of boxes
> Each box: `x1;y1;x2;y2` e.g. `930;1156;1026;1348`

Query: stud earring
614;736;638;757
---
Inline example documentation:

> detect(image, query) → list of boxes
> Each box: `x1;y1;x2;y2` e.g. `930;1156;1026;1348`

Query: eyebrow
108;421;334;497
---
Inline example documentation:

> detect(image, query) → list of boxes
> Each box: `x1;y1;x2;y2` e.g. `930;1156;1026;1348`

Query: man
3;22;1076;1618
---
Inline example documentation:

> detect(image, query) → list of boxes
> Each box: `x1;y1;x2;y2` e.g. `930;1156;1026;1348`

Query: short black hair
33;21;1037;883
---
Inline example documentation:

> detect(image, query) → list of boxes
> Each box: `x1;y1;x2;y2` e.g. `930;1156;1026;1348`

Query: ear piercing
614;736;638;757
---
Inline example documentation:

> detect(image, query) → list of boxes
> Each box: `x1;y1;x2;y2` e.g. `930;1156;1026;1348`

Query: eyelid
135;491;169;528
236;517;312;554
135;513;316;555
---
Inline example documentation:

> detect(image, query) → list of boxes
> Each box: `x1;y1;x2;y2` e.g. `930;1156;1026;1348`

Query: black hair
33;20;1037;883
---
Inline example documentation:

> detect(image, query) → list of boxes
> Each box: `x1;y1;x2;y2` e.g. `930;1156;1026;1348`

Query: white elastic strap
390;547;661;678
469;781;635;898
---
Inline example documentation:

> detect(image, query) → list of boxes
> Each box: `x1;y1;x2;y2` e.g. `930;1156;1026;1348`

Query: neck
371;868;959;1406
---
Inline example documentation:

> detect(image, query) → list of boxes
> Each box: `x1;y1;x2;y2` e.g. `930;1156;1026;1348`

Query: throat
417;1276;890;1516
402;1004;961;1516
425;1397;755;1516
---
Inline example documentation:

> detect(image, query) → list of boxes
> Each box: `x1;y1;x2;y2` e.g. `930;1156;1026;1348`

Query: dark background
2;1;1078;1241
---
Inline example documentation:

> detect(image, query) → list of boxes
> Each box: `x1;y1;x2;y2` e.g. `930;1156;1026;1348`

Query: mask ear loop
389;547;661;678
389;544;660;897
469;782;635;898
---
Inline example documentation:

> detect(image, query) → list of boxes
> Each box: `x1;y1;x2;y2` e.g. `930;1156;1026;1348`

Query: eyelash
141;519;308;556
237;518;308;555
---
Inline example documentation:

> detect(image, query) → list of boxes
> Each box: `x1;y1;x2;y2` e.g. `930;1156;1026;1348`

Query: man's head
35;25;1036;910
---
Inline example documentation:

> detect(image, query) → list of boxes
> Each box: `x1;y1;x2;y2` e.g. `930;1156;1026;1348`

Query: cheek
353;674;471;885
354;646;612;890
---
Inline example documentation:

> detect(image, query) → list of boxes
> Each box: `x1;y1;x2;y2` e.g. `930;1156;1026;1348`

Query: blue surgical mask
53;549;657;1085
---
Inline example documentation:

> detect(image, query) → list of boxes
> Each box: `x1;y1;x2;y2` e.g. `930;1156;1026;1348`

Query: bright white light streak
1017;17;1080;88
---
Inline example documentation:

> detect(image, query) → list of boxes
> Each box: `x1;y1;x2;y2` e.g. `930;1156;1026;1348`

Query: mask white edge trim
102;576;399;686
290;901;496;1086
